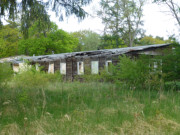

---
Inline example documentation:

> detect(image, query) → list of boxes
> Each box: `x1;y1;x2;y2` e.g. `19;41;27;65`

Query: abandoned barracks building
11;44;171;80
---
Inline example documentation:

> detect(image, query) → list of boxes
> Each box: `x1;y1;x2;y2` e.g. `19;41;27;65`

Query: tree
98;0;145;47
28;22;58;38
154;0;180;28
0;21;22;58
72;30;101;51
100;34;126;49
98;0;123;48
21;1;51;39
162;42;180;84
0;0;92;38
138;36;167;45
18;29;78;56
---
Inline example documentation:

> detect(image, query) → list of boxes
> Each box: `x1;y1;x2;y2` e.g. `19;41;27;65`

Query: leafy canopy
72;30;101;51
138;36;167;45
18;29;79;56
0;21;22;58
100;34;126;49
162;43;180;81
98;0;145;47
0;0;92;38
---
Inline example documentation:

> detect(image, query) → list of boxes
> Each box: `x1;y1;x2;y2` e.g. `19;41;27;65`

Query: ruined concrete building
11;44;171;80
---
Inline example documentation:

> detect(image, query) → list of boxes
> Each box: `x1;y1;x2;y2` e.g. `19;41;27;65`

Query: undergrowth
0;48;180;134
0;80;180;134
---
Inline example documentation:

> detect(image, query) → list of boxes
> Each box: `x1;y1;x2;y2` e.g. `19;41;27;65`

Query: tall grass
0;54;180;134
0;80;180;134
0;63;13;87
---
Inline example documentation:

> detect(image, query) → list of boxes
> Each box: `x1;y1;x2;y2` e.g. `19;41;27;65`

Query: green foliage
0;21;22;58
47;0;92;20
165;81;180;91
78;67;101;82
0;0;92;38
21;0;51;39
113;55;151;88
162;43;180;82
18;29;79;56
72;30;101;51
0;63;13;85
48;30;78;53
13;66;62;89
137;36;168;45
28;22;58;38
18;37;51;56
0;82;179;134
77;55;165;91
98;0;145;47
100;34;126;49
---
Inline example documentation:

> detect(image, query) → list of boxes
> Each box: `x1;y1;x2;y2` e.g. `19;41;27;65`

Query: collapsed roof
22;44;170;62
0;55;27;63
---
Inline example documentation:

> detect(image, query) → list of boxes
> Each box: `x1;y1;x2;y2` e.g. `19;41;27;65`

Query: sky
3;0;179;39
48;0;179;40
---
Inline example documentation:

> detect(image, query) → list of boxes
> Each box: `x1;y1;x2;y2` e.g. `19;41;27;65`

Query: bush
77;55;164;90
13;66;62;89
76;65;114;82
0;63;13;86
162;43;180;82
113;55;149;88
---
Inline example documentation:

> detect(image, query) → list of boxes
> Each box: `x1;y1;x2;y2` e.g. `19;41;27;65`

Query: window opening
77;61;84;75
60;63;66;75
91;61;99;74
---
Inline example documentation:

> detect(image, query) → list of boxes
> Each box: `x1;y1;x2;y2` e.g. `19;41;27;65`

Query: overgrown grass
0;53;180;134
0;81;180;134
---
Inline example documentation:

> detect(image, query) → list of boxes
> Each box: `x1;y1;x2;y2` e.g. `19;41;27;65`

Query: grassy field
0;81;180;135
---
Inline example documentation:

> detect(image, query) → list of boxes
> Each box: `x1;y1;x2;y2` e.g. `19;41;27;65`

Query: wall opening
13;64;19;72
48;62;54;74
60;62;66;75
77;61;84;75
91;61;99;74
105;60;112;73
35;63;40;71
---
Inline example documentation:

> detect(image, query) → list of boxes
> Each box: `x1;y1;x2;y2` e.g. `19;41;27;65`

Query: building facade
12;44;171;80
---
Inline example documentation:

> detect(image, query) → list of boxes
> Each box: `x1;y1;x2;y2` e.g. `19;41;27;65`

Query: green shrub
162;43;180;82
113;55;150;88
165;81;180;91
13;66;62;89
78;55;164;90
77;66;113;82
76;67;102;82
0;63;13;85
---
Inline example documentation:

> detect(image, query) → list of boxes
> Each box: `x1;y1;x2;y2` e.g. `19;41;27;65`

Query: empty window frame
105;60;112;73
154;59;162;72
48;62;54;74
91;61;99;74
13;64;19;72
77;61;84;75
35;63;40;71
60;62;66;75
153;62;158;69
149;59;162;72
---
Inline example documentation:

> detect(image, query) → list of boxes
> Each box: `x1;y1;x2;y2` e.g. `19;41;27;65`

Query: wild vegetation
0;22;174;58
0;0;180;134
0;0;178;58
0;46;180;134
0;81;179;134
